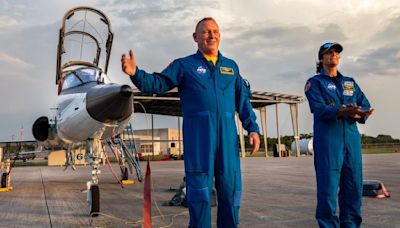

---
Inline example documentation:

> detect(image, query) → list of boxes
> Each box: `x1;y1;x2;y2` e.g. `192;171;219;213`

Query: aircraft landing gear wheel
89;185;100;217
1;173;7;188
121;167;129;181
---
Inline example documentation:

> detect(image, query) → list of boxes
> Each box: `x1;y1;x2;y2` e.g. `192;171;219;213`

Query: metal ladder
105;123;143;182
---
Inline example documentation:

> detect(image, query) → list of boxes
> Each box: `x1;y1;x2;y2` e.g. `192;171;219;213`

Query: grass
243;151;274;157
362;147;400;154
3;146;399;168
243;146;400;157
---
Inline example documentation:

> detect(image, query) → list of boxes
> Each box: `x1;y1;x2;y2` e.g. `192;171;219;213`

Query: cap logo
323;43;334;48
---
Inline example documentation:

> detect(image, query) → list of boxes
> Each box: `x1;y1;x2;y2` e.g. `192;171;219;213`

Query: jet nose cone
120;84;132;98
86;84;133;123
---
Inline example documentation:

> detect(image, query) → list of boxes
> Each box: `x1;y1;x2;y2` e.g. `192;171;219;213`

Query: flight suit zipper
332;76;347;152
207;59;220;155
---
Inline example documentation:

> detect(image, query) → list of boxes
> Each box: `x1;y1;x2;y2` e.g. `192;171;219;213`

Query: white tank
291;138;313;155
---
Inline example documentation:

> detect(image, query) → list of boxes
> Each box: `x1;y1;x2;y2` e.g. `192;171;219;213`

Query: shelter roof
133;88;304;116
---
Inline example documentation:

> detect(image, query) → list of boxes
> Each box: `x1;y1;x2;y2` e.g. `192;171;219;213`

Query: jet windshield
61;67;100;91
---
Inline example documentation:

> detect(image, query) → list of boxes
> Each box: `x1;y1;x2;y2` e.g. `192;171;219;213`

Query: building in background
127;128;182;159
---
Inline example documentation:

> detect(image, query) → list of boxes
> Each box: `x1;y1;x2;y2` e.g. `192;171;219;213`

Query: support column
259;107;268;158
290;103;300;157
275;103;281;157
178;116;182;158
151;114;154;159
0;147;3;165
236;113;246;158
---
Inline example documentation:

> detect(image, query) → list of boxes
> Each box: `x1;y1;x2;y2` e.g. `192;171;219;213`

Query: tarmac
0;153;399;228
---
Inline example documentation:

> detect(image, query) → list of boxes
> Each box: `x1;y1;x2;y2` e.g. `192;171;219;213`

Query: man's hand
121;50;137;76
249;132;260;155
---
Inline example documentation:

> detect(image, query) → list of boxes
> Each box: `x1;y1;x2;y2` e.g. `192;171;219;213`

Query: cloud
0;53;33;69
0;21;59;80
1;0;400;140
346;44;400;77
372;15;400;42
107;0;220;26
225;23;346;56
0;16;21;29
342;15;400;78
104;0;225;74
217;22;347;92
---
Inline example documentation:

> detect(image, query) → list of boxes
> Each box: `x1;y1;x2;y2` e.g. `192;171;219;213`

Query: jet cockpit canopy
56;6;113;93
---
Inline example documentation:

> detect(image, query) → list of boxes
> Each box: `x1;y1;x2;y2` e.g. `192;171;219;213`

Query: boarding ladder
104;123;143;182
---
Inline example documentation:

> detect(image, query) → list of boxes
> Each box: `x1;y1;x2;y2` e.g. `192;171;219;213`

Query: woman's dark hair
316;61;323;73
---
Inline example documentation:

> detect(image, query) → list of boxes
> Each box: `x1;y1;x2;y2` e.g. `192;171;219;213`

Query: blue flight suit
130;50;259;228
305;69;371;228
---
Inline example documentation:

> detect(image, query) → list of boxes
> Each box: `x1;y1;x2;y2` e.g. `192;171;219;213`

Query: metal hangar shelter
132;88;304;157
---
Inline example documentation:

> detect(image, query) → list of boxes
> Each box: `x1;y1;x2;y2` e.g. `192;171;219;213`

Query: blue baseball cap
318;42;343;60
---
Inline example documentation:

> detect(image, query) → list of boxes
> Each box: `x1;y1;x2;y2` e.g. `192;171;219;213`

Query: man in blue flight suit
305;42;374;228
121;17;260;228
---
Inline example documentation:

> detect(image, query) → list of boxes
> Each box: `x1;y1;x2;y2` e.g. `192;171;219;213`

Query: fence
362;143;400;154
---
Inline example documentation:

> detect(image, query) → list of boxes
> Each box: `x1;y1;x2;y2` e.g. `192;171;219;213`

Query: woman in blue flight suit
121;18;260;228
305;42;373;228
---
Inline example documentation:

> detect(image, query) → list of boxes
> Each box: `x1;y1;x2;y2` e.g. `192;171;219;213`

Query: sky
1;0;400;142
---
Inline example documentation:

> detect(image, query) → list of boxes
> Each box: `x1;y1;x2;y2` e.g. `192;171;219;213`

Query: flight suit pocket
186;172;210;203
187;187;209;203
219;77;236;98
225;112;234;118
222;112;239;156
187;71;208;92
218;77;235;90
183;111;213;171
233;190;242;207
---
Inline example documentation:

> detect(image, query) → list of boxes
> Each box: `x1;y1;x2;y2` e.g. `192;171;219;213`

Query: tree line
243;134;400;151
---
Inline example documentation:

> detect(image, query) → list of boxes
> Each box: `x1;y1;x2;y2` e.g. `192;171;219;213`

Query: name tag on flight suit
343;81;354;96
220;67;234;75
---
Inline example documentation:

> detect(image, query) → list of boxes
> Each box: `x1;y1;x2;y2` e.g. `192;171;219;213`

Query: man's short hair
195;17;218;31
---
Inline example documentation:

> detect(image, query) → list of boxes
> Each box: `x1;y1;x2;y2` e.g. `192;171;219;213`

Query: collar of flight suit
319;68;344;80
194;49;224;64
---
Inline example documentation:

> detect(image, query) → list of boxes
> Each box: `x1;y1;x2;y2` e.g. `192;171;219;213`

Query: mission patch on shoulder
304;81;311;92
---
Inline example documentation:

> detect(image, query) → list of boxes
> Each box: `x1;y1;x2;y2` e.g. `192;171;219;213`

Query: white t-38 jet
30;6;142;216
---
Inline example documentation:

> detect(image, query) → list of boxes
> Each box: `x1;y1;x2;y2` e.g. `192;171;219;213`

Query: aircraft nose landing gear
86;139;102;217
87;161;101;217
87;183;100;217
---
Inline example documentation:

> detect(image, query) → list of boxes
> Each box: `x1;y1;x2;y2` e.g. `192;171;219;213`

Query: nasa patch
196;66;207;74
327;83;337;91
